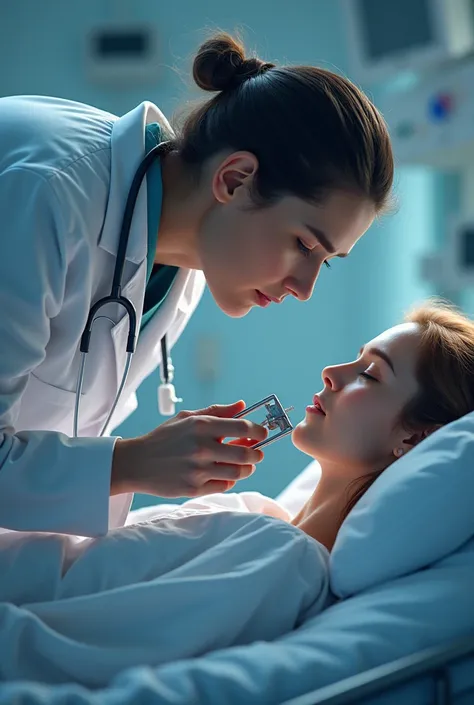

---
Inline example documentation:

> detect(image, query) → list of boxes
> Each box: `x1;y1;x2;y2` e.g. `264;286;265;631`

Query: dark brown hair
342;300;474;520
174;33;394;212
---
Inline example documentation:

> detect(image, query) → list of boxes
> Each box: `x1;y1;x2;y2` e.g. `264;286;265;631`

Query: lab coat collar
98;101;174;265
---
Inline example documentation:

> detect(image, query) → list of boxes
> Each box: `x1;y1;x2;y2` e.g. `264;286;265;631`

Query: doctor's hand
111;401;268;498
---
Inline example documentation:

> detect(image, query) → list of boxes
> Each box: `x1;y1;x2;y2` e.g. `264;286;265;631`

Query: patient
127;299;474;551
2;300;473;687
290;299;474;550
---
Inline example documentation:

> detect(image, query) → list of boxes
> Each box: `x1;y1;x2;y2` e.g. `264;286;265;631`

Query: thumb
191;400;246;418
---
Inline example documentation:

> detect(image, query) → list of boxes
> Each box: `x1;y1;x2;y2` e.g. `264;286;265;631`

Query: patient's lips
306;394;326;416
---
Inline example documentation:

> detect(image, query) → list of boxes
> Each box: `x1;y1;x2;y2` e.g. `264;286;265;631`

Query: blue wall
0;0;445;508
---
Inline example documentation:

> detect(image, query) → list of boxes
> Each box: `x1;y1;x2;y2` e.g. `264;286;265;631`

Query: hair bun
193;33;274;93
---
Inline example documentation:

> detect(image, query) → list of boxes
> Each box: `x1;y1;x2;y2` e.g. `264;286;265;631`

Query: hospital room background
1;0;471;510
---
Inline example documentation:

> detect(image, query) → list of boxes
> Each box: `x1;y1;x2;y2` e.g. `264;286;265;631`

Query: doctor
0;33;393;538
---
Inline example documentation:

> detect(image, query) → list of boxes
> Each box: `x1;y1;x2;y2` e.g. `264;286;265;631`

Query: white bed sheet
0;537;473;704
0;501;329;686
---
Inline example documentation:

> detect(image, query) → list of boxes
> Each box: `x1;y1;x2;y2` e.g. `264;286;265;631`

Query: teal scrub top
140;123;178;332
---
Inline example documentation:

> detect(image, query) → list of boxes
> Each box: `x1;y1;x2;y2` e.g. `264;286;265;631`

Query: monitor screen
460;227;474;269
94;31;150;58
357;0;435;60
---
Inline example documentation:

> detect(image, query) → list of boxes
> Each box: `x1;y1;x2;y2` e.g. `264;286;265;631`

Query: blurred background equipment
2;0;474;505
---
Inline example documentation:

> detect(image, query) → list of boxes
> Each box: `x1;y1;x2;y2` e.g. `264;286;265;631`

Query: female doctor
0;33;393;539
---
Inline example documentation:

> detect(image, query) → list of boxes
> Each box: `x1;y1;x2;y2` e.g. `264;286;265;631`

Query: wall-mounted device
85;23;160;84
378;57;474;168
420;217;474;289
340;0;474;85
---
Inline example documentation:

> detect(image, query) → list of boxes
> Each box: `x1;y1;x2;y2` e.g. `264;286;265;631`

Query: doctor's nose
285;262;322;302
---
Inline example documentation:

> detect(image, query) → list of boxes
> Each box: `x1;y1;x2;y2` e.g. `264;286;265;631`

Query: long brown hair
173;32;394;213
341;300;474;520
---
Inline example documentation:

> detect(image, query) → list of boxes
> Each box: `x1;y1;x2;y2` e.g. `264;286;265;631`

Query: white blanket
0;495;329;687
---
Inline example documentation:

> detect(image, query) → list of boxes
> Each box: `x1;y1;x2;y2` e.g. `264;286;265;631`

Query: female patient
290;300;474;549
1;300;473;687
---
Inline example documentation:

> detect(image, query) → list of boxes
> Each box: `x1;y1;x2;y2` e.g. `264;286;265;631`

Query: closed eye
297;238;331;268
359;371;379;382
297;238;311;257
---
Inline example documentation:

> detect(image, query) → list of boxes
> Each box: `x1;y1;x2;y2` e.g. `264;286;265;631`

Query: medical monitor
341;0;474;85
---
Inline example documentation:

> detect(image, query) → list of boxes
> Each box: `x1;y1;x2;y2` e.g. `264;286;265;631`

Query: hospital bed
0;412;473;705
281;635;474;705
131;411;474;705
267;418;474;705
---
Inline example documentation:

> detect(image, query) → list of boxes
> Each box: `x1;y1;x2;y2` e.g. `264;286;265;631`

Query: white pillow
276;460;321;518
330;410;474;598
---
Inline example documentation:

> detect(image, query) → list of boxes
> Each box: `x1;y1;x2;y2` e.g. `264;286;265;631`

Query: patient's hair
342;299;474;519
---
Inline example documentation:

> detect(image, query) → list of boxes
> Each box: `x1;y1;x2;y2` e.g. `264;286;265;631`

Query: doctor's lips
306;394;326;416
255;290;284;307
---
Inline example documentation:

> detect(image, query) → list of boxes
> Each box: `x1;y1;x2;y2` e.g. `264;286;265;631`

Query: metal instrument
234;394;294;449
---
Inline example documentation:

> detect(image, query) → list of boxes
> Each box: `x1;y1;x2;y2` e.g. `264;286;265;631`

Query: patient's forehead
365;323;421;376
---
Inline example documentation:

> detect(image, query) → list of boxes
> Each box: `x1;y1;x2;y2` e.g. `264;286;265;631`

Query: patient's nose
322;364;345;391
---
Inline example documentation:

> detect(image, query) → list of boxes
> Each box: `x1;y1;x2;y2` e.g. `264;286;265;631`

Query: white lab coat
0;96;205;538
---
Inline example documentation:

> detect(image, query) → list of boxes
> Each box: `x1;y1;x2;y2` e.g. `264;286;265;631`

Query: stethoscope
74;141;181;438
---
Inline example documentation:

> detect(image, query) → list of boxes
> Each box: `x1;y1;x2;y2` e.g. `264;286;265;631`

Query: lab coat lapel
98;100;175;409
96;100;206;426
98;101;174;265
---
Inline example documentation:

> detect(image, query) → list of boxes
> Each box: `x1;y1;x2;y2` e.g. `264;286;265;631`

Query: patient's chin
291;424;319;457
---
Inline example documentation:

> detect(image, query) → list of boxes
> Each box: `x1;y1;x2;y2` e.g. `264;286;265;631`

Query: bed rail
281;634;474;705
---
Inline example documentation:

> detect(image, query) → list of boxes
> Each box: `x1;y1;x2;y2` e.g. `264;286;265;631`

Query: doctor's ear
212;151;258;203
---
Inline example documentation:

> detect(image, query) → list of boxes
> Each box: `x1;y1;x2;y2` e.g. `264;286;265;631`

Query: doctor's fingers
184;415;268;443
203;463;256;485
186;478;237;497
200;479;237;495
205;440;264;466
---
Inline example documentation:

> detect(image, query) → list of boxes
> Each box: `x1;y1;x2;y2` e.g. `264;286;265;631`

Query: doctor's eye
296;238;331;268
297;238;311;258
